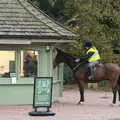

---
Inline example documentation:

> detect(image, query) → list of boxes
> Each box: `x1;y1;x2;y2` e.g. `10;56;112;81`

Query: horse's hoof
110;103;117;107
80;102;84;105
76;101;84;105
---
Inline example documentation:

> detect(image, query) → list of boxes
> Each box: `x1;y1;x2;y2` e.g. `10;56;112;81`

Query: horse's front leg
74;73;85;104
78;87;84;104
77;80;85;104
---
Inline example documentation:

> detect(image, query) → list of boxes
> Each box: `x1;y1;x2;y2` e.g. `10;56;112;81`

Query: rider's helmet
84;41;93;48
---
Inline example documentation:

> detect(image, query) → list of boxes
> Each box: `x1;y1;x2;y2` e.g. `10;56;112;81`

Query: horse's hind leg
111;75;119;104
117;77;120;104
112;87;117;104
118;86;120;102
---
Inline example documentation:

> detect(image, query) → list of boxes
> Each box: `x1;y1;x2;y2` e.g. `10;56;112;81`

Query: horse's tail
118;76;120;85
117;65;120;85
117;64;120;88
117;76;120;97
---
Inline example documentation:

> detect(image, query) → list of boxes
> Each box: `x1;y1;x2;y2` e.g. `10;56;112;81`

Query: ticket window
22;51;38;77
0;51;15;78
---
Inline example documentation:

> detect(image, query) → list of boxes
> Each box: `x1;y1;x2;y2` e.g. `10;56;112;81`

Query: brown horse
53;48;120;104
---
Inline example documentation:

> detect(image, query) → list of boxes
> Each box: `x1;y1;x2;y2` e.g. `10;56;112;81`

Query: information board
33;77;53;108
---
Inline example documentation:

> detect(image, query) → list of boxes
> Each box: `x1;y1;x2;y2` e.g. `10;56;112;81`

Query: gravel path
0;89;120;120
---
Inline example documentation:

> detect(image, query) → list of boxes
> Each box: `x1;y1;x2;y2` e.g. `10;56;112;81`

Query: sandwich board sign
29;77;55;116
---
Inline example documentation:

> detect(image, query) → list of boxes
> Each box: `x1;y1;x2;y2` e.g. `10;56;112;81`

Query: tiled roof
0;0;78;42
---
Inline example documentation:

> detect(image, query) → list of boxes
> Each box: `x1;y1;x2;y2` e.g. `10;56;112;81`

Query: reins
72;62;87;71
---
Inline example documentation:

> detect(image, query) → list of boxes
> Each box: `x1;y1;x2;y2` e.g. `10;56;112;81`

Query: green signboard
33;77;53;108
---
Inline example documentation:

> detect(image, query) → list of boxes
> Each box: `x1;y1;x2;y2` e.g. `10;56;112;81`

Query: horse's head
53;48;76;69
53;48;63;69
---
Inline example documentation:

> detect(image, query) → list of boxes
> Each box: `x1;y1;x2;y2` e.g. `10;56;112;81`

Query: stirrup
75;58;80;62
88;76;92;80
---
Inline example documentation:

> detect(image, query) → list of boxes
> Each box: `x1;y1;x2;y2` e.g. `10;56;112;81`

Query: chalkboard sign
33;77;53;108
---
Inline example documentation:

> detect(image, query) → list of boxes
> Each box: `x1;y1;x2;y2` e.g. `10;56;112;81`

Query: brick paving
0;88;120;120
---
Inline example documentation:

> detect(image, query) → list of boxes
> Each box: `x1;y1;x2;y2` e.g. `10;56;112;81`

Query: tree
62;0;120;61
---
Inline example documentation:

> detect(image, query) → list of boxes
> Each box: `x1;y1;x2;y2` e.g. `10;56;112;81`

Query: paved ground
0;88;120;120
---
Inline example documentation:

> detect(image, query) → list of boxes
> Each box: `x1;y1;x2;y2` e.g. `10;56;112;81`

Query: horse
53;48;120;105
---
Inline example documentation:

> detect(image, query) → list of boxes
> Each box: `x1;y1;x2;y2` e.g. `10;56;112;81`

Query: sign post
29;77;55;116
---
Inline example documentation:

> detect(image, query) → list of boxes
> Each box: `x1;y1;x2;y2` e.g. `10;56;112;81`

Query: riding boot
88;66;94;80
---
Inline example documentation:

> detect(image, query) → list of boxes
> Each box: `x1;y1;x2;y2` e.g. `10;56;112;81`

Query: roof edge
19;0;79;39
0;34;76;40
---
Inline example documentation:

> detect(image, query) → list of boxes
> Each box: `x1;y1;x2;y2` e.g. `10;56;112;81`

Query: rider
75;41;101;80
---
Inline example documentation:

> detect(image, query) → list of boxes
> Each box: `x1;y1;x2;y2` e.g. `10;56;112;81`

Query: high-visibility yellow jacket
87;47;100;62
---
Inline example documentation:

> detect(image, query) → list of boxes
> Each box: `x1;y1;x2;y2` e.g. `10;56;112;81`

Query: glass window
0;51;15;78
22;51;38;77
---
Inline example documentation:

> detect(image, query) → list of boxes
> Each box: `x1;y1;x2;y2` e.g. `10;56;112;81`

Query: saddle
73;61;103;80
85;63;103;80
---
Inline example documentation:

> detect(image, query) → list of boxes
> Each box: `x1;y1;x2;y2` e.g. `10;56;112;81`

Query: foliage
28;0;65;19
29;0;120;55
63;64;74;84
63;0;120;62
28;0;51;15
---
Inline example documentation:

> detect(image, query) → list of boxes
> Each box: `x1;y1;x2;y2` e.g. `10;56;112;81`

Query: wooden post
37;46;53;77
15;49;21;80
58;63;64;97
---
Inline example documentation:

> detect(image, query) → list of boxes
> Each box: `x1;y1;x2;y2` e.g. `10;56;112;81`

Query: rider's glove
75;58;80;62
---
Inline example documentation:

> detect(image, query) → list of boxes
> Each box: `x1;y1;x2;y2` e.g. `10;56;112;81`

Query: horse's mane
61;50;76;60
59;49;88;72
